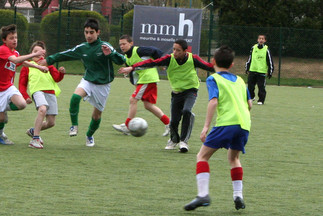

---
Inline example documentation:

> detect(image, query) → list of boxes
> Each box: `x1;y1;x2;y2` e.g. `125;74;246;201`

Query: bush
0;9;29;54
40;10;110;55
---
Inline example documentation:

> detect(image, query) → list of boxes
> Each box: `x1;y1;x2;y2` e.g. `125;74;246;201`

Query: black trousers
247;72;267;103
169;88;197;143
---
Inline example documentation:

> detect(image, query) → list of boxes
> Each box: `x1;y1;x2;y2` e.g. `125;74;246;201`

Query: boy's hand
200;127;209;143
102;45;112;56
267;73;272;79
38;65;49;73
35;49;46;58
118;67;133;74
26;98;32;104
59;66;66;73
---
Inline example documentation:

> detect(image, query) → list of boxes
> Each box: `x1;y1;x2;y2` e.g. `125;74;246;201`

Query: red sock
231;167;243;181
196;161;210;175
125;118;131;127
160;115;170;125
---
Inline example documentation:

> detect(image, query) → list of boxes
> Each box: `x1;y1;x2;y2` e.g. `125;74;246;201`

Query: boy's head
119;35;133;53
1;24;18;50
83;18;100;44
213;45;235;69
173;39;188;59
30;41;46;61
257;34;266;45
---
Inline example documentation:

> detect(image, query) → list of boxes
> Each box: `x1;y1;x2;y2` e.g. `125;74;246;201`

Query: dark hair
30;41;46;53
84;18;100;32
258;34;267;40
213;45;235;69
119;35;133;43
174;39;188;50
1;24;17;40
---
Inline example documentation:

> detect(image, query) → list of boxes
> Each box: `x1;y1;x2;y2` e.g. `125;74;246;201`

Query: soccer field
0;75;322;215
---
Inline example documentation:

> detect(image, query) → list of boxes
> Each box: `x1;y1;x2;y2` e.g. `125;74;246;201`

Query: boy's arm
48;65;65;82
193;54;215;72
102;43;126;65
45;45;83;66
200;98;218;143
245;46;253;73
137;46;163;59
22;61;48;72
18;67;31;103
266;49;274;78
8;49;45;64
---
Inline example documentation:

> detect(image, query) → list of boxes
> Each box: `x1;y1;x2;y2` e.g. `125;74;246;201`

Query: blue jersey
206;71;251;101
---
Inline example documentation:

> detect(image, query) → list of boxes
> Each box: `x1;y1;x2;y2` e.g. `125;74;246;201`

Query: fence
1;3;322;86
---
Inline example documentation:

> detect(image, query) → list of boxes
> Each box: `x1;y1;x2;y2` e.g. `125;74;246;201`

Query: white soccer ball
128;117;148;137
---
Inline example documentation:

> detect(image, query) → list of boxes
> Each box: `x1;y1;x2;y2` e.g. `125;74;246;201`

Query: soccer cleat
112;123;130;135
0;132;14;145
184;195;211;211
257;102;263;105
234;197;245;210
165;139;178;150
86;136;95;147
162;124;170;136
179;141;189;153
26;128;44;145
28;139;43;149
69;125;78;136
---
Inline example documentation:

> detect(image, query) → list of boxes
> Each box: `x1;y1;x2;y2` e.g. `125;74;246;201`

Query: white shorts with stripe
77;78;111;112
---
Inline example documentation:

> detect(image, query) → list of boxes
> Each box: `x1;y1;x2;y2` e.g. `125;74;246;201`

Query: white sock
232;180;243;199
196;172;210;197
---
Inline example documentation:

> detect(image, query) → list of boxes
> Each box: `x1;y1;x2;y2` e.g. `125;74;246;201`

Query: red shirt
0;44;20;91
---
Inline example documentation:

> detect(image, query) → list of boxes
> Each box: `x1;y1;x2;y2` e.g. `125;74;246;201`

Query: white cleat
86;136;95;147
112;123;130;135
28;139;43;149
26;128;44;145
165;139;178;150
0;132;14;145
179;141;189;153
162;124;170;137
69;125;78;137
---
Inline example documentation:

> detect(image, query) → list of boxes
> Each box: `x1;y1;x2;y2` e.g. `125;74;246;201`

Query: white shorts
32;91;58;115
0;85;22;112
77;78;111;112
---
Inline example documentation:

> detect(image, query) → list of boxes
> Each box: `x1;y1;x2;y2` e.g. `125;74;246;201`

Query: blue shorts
204;125;249;154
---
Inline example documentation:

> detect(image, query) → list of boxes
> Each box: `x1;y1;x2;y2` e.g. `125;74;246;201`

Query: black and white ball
128;117;148;137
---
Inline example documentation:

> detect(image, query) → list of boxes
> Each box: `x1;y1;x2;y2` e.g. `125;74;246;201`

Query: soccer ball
128;117;148;137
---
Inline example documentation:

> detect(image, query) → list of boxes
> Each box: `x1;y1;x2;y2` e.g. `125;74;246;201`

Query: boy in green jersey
39;18;126;147
119;39;214;153
184;46;252;211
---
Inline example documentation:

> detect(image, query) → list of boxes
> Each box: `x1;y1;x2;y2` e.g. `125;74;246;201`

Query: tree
28;0;52;23
0;0;7;9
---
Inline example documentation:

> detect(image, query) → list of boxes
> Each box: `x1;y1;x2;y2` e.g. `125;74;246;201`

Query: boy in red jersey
0;24;47;145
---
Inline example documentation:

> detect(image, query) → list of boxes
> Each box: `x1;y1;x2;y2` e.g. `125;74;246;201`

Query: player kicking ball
184;46;252;211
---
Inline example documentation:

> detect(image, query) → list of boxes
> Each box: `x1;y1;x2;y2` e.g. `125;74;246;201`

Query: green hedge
0;9;29;54
40;10;110;55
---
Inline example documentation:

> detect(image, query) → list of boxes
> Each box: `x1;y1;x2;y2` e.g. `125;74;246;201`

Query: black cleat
184;195;211;211
234;197;245;210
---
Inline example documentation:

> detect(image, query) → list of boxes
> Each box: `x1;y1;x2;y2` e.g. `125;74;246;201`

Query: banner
132;5;202;55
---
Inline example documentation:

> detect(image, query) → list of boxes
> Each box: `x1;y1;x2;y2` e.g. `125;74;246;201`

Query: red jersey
0;44;20;91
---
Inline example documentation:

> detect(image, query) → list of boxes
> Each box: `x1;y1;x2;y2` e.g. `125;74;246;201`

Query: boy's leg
0;119;14;145
33;105;47;136
9;94;27;110
143;101;170;136
257;74;266;104
228;149;245;210
184;145;217;211
247;72;257;100
180;90;197;152
69;88;86;136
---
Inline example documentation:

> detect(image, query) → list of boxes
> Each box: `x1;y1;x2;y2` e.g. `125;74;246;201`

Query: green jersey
46;38;126;84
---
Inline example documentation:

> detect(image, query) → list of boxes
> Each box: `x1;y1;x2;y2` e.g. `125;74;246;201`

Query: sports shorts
77;78;111;112
0;85;22;112
132;83;157;104
32;91;58;115
204;125;249;154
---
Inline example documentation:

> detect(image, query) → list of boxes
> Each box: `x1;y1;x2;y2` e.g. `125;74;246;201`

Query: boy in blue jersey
184;46;252;211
